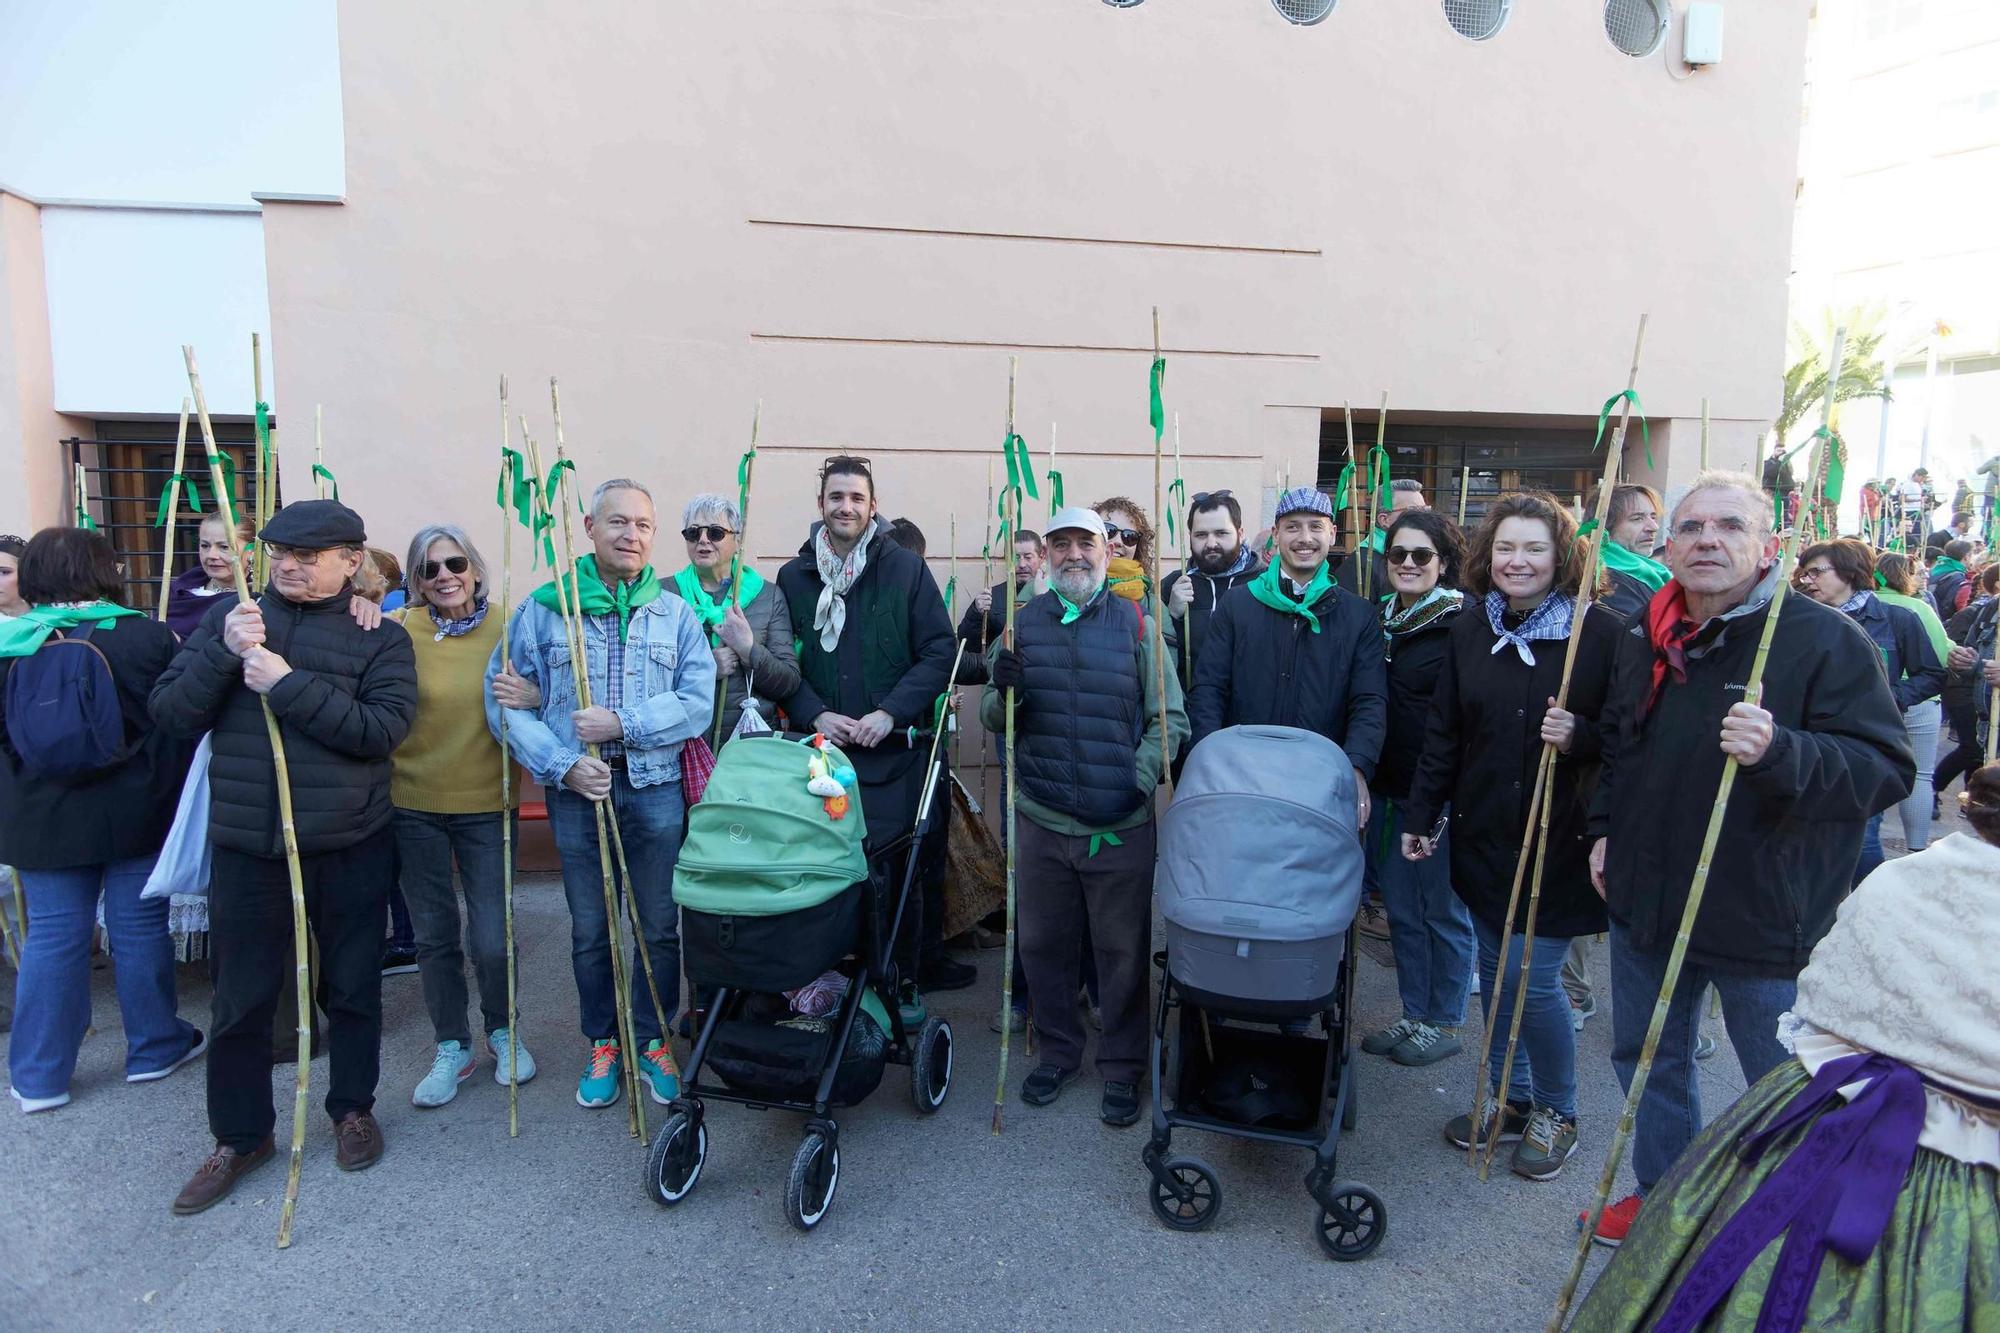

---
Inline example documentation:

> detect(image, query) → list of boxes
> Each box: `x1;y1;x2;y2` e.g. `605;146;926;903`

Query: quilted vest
1014;590;1145;826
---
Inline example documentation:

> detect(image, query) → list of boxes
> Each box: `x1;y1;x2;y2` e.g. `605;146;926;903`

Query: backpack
3;626;131;781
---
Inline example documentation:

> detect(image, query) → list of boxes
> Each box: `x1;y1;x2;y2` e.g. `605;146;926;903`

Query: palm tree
1775;311;1894;449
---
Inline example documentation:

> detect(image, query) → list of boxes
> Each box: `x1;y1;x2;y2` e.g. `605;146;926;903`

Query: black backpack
3;625;131;781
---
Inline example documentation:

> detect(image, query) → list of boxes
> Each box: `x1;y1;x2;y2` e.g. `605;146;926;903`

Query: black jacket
1847;593;1944;711
1186;574;1387;781
149;586;417;858
1405;602;1621;941
1162;554;1265;691
0;616;195;870
955;579;1029;686
1600;569;1653;625
1375;595;1462;802
1013;591;1147;826
1588;590;1914;977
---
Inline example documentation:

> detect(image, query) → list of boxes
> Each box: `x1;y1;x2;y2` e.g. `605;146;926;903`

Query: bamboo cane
183;345;314;1248
313;405;326;500
1174;412;1192;684
951;514;963;772
1699;397;1711;472
499;379;520;1136
1363;395;1388;601
1048;420;1058;521
1550;325;1835;1328
1343;403;1363;564
1472;315;1648;1175
994;357;1021;1135
981;457;996;800
1458;465;1471;528
156;398;193;619
711;403;761;751
1150;308;1174;800
251;335;269;586
1988;688;1998;764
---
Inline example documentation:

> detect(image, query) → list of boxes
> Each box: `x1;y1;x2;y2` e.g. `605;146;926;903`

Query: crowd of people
0;451;1993;1325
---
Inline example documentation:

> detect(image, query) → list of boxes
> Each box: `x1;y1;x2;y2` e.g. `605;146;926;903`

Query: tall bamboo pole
1699;397;1711;472
1550;326;1832;1328
950;513;963;772
994;357;1022;1135
498;378;520;1136
1457;465;1471;528
1363;394;1388;601
1343;403;1363;565
313;406;327;500
156;398;193;619
711;402;760;751
1174;412;1192;683
1149;308;1173;800
981;457;996;799
251;334;269;586
184;345;314;1248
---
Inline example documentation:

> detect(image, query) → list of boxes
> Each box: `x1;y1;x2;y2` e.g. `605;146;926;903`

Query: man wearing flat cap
150;500;417;1212
984;505;1187;1128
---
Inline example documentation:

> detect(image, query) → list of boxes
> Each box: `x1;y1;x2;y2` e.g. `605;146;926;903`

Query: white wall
41;208;273;415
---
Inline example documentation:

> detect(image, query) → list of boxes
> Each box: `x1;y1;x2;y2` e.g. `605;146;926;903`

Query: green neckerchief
1601;538;1671;594
1247;560;1335;631
1365;526;1385;555
0;601;144;659
1053;580;1108;625
1932;557;1967;578
530;554;661;639
671;564;766;644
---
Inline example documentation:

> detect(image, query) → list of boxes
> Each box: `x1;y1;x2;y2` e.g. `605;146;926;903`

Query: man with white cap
983;505;1187;1127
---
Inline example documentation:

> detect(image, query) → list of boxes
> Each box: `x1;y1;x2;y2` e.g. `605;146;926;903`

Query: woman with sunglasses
1402;491;1620;1181
389;524;532;1108
665;493;799;741
1093;497;1156;604
1360;509;1476;1069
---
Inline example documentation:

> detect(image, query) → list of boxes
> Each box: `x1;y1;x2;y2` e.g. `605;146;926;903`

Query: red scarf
1642;580;1699;721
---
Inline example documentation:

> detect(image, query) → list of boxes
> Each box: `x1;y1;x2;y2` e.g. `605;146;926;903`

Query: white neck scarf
813;522;876;652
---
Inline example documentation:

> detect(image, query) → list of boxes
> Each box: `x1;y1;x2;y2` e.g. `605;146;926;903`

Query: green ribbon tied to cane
1165;477;1188;546
75;503;97;531
1149;357;1166;444
738;448;756;488
1578;519;1600;537
942;575;958;615
153;474;206;527
1592;389;1653;470
1370;445;1392;511
310;463;340;503
1002;433;1040;501
253;400;275;475
544;458;581;513
1088;830;1124;859
1046;469;1065;512
1332;460;1356;514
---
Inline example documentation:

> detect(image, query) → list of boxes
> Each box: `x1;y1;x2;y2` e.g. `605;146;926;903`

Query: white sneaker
411;1040;475;1108
128;1028;208;1083
10;1087;70;1114
488;1029;538;1086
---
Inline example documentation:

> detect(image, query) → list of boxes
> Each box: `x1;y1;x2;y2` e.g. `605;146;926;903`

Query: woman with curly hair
1093;496;1155;603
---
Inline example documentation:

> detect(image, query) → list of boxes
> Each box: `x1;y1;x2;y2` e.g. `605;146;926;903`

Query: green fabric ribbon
1370;445;1391;511
530;553;661;639
1164;477;1187;547
942;574;958;615
1053;581;1106;625
1811;426;1846;506
670;563;766;643
737;448;756;488
0;602;143;659
544;458;581;513
310;463;340;502
1332;460;1356;513
1088;830;1124;859
497;448;532;524
1246;559;1333;631
205;452;241;525
154;474;205;527
1600;538;1671;593
1046;469;1065;513
1931;557;1967;578
1002;433;1040;500
1593;389;1653;470
1873;569;1888;591
1149;357;1166;443
254;400;273;469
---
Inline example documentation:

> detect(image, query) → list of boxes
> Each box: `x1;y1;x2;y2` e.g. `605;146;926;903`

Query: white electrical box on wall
1684;3;1725;65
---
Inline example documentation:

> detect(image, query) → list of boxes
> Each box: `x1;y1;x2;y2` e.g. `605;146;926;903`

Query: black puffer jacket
1013;591;1146;826
1404;600;1621;941
1161;553;1264;690
149;586;417;857
1600;569;1652;625
1374;593;1462;802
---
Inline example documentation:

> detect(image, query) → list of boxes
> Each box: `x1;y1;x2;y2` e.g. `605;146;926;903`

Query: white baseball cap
1045;506;1108;539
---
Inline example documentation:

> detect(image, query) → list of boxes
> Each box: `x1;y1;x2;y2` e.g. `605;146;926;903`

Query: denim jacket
484;591;716;791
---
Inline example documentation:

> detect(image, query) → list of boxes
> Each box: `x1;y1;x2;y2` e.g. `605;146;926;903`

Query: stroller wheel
1148;1155;1223;1232
1314;1182;1386;1261
644;1110;707;1207
784;1130;840;1232
910;1017;952;1115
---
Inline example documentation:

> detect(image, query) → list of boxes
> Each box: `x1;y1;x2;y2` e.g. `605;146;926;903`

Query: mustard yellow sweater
391;606;519;814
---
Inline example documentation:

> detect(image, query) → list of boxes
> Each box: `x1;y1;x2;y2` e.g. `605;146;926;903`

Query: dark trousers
394;808;513;1047
1936;696;1983;796
208;839;393;1151
916;766;949;968
1014;816;1155;1083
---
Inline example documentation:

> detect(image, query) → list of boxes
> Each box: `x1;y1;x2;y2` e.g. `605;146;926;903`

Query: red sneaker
1580;1193;1642;1247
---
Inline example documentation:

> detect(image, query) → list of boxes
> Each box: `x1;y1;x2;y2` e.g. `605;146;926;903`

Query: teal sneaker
411;1041;474;1108
641;1039;681;1105
575;1037;623;1108
488;1029;537;1087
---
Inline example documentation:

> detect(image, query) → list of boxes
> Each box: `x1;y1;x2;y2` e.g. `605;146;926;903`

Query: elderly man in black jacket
1188;487;1387;829
151;500;417;1214
1580;472;1913;1246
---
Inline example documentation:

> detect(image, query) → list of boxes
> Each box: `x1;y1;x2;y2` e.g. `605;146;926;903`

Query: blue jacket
1848;592;1945;712
484;590;716;791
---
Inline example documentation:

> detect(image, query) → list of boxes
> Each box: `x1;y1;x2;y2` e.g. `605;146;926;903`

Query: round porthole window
1442;0;1510;41
1604;0;1669;57
1272;0;1336;26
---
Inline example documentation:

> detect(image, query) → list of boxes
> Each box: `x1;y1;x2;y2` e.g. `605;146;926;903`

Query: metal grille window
1604;0;1668;56
1272;0;1336;25
1442;0;1509;40
1102;0;1145;7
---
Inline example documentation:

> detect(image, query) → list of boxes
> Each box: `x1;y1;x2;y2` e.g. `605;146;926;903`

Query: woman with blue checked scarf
1401;491;1622;1183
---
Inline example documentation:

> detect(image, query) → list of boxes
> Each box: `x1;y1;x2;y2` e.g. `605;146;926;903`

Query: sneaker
9;1087;70;1114
1694;1032;1718;1061
898;983;928;1030
641;1039;680;1105
128;1028;208;1083
1443;1098;1530;1150
1389;1022;1462;1067
575;1037;623;1108
1020;1063;1080;1107
1357;899;1391;941
1510;1105;1579;1181
1581;1193;1643;1247
1361;1017;1420;1056
381;948;419;977
1569;992;1597;1032
918;957;977;992
412;1040;474;1108
1101;1080;1141;1127
488;1029;537;1086
990;1006;1027;1035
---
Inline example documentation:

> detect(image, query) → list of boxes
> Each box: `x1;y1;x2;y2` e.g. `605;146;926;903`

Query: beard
1193;541;1240;575
1052;564;1101;603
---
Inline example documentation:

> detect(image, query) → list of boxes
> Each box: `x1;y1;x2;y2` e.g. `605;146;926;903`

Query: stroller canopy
674;735;869;917
1156;725;1362;943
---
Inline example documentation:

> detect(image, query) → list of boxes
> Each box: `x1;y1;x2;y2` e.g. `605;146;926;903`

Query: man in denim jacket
486;478;714;1110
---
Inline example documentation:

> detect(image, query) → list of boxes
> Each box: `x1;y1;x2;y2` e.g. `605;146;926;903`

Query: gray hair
1670;471;1774;536
404;523;491;609
682;493;742;531
1391;477;1425;496
589;478;654;519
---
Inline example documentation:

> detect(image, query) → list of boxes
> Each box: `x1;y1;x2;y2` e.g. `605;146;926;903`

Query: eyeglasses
1191;489;1234;508
419;556;471;580
1672;517;1754;540
1796;565;1834;581
1386;546;1437;568
1105;526;1141;545
681;525;734;544
263;542;328;566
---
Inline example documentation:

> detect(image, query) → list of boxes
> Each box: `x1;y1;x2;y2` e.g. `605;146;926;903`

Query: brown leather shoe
171;1137;274;1215
333;1111;384;1171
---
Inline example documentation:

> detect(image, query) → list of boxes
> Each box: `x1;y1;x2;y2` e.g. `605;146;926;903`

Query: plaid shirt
598;608;626;763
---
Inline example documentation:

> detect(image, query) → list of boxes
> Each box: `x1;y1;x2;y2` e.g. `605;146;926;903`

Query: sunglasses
419;556;471;580
1387;546;1437;568
1105;526;1141;545
1191;489;1234;507
681;525;734;544
263;542;329;567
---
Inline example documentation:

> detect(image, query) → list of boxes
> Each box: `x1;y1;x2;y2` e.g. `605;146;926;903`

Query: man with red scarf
1579;472;1912;1246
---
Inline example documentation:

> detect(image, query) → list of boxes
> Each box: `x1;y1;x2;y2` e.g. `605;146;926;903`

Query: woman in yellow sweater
392;524;532;1108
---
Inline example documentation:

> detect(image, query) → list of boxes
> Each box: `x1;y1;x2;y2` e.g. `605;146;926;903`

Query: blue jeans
395;808;513;1046
1371;802;1473;1027
1607;924;1796;1194
1855;813;1885;886
1470;915;1576;1118
9;855;196;1098
548;778;684;1044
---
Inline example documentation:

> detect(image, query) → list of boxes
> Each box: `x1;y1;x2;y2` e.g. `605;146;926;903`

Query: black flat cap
259;499;367;548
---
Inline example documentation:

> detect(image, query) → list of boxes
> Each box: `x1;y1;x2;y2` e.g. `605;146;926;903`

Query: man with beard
985;506;1186;1126
776;456;955;1023
956;526;1046;686
1161;490;1262;691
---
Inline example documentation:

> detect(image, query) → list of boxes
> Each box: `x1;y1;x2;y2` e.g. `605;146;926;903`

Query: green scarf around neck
530;554;661;639
671;564;766;644
0;602;143;659
1053;580;1107;625
1601;539;1671;594
1932;557;1967;578
1247;560;1334;631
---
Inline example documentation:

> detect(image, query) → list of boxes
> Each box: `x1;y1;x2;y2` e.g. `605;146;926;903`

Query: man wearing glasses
150;500;418;1208
663;492;800;741
1160;489;1262;692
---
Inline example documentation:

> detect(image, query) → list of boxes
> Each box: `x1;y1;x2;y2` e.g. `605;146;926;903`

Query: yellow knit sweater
391;606;519;814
